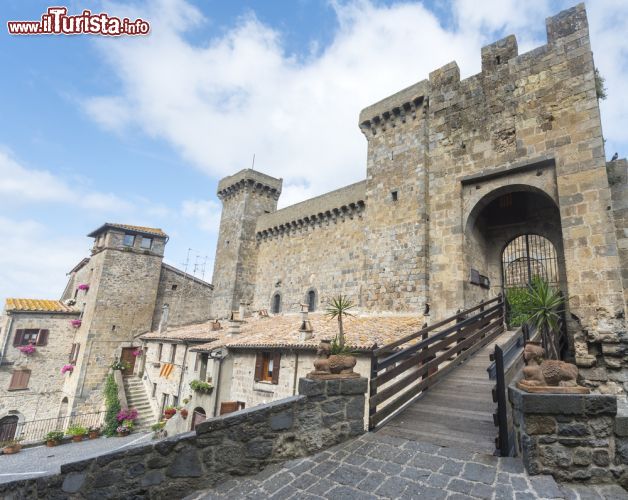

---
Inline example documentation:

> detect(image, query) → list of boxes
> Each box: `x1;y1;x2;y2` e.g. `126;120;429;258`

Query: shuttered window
254;351;281;384
8;369;30;391
69;343;80;363
13;329;48;347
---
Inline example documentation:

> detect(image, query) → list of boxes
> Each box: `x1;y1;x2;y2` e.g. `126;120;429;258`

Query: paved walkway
188;433;627;499
0;432;153;484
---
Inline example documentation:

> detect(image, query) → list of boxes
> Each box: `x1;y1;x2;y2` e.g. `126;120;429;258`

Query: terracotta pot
46;440;59;447
72;435;83;443
164;411;176;419
88;431;99;439
117;430;130;437
3;444;21;454
180;409;188;419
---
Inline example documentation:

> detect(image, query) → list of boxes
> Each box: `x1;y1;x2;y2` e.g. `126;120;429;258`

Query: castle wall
607;159;628;313
151;265;213;330
252;182;366;313
0;312;78;425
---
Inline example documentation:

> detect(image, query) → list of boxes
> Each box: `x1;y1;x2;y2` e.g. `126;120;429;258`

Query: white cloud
181;198;221;232
0;216;87;305
84;0;628;209
0;148;134;212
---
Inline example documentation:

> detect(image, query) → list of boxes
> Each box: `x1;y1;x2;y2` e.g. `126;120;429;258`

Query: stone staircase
123;376;156;431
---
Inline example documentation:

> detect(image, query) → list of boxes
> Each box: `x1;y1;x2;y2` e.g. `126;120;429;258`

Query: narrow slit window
391;191;398;202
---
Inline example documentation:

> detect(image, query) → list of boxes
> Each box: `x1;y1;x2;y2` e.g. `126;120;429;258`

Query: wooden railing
369;295;505;430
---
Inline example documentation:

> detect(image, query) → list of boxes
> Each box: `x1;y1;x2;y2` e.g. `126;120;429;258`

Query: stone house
210;4;627;395
0;223;213;439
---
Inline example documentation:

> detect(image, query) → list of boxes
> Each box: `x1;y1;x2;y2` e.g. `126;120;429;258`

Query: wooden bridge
369;296;516;454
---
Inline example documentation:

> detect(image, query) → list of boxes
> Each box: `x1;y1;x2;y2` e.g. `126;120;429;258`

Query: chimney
298;303;313;341
228;310;242;336
158;304;169;334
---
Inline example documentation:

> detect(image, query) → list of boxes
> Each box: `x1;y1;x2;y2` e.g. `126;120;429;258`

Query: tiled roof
140;321;228;343
87;223;168;238
5;298;78;314
190;313;425;353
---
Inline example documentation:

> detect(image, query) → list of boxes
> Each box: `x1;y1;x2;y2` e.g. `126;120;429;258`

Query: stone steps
122;376;156;428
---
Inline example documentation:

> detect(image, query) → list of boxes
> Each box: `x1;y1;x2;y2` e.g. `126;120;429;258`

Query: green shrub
66;425;87;436
46;431;64;442
189;379;214;394
505;287;532;328
103;373;121;436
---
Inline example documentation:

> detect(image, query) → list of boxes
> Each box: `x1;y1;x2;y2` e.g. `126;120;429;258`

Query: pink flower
77;284;90;291
132;349;143;357
116;408;139;422
70;319;82;328
18;344;36;355
61;364;74;374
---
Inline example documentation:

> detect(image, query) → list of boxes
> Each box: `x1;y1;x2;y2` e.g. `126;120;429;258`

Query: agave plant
325;295;355;350
523;278;564;360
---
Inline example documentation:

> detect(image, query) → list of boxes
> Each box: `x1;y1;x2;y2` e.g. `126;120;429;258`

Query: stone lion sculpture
309;340;357;377
520;343;579;388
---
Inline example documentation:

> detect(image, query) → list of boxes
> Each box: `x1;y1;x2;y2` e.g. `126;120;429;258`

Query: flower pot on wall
2;444;21;454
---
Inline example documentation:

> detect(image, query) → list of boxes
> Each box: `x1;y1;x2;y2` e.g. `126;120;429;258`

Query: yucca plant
523;278;564;360
325;295;355;350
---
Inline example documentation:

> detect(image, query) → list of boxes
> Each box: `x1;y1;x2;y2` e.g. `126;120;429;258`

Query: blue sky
1;0;627;305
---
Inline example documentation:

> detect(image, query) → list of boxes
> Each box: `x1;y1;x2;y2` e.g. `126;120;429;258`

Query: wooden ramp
377;331;516;454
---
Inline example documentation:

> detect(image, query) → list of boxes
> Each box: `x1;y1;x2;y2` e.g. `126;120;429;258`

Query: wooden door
0;416;18;442
120;348;136;376
192;408;206;430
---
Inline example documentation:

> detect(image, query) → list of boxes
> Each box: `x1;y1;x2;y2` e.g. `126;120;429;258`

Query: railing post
494;345;509;456
369;351;378;431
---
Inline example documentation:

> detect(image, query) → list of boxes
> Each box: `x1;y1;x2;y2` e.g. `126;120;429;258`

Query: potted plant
164;406;176;419
110;360;130;371
18;343;36;355
66;425;88;442
116;425;130;437
521;278;564;360
323;295;358;375
70;319;82;328
180;408;188;419
1;438;23;454
88;426;100;439
77;283;90;291
61;364;74;375
189;380;214;394
45;431;64;447
132;348;143;357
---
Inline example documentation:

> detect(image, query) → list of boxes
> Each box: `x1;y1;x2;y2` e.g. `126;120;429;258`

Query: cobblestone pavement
0;432;152;484
189;433;627;500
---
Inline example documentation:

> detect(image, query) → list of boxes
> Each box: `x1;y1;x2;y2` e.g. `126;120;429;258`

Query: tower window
271;293;281;314
391;191;398;202
123;234;135;247
307;290;317;312
140;237;152;249
171;284;178;291
111;325;116;332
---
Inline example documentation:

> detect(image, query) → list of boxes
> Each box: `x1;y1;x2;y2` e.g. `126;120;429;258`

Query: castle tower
65;224;167;408
211;169;282;318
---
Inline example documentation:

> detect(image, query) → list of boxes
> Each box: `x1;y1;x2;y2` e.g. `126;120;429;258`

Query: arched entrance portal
191;407;206;430
464;186;567;311
0;415;19;442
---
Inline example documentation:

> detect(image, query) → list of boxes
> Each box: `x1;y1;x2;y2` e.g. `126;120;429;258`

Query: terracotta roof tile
190;313;425;352
87;223;168;238
140;321;229;343
5;298;78;313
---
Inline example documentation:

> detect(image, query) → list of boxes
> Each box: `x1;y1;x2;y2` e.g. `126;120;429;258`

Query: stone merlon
217;168;283;200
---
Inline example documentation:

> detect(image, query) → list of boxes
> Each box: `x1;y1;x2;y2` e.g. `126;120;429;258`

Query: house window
307;290;317;312
8;369;31;391
152;383;157;397
123;234;135;247
69;343;80;363
271;293;281;314
171;284;178;291
170;344;177;364
140;237;152;249
13;329;48;347
199;353;208;381
391;190;398;202
172;395;179;407
157;343;163;361
254;352;280;384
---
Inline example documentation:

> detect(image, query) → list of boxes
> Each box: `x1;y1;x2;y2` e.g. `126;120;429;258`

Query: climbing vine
103;373;121;436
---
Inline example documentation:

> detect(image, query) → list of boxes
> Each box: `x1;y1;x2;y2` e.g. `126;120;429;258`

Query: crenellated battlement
217;168;282;201
358;3;589;136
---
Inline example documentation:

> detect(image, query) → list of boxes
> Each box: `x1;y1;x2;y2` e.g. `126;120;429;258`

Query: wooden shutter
220;402;238;415
272;352;281;385
72;343;80;363
12;329;24;347
194;353;200;371
69;344;76;362
254;353;263;382
36;329;49;346
8;369;30;390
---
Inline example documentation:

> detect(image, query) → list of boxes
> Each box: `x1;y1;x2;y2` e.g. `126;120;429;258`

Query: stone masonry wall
0;312;78;426
607;159;628;314
509;385;628;486
151;264;213;331
0;377;367;499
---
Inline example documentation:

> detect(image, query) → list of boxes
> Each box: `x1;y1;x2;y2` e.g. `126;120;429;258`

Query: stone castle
0;3;626;437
